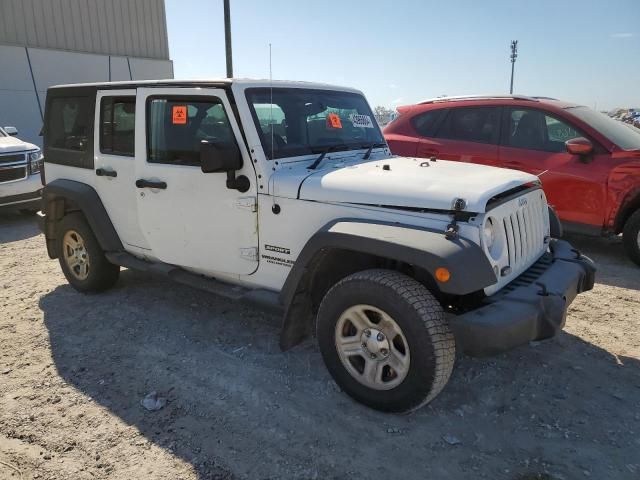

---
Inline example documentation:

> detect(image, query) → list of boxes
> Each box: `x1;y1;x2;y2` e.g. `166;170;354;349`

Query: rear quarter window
410;108;448;137
44;92;95;169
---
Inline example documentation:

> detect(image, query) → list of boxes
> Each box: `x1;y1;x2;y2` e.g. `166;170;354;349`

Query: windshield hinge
236;197;257;212
239;247;258;262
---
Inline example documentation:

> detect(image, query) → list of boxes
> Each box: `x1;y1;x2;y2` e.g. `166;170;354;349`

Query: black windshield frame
245;87;386;160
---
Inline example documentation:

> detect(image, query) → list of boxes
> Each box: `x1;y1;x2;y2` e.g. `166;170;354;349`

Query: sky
165;0;639;111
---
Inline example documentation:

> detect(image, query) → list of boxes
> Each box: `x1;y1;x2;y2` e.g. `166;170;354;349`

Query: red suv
384;95;640;265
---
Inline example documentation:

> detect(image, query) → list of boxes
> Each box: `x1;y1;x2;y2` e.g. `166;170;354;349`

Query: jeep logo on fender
264;244;291;255
518;197;528;207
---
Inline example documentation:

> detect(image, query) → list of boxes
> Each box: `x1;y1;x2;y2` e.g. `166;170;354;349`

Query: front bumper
0;185;42;210
449;239;596;356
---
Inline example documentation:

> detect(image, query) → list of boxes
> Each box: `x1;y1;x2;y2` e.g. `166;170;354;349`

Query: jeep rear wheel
58;213;120;292
623;209;640;266
316;269;455;413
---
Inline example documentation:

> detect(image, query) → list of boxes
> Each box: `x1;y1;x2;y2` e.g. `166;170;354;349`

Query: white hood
275;156;538;213
0;135;37;154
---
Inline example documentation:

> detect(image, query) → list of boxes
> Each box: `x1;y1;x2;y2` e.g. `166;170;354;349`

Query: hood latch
444;198;467;240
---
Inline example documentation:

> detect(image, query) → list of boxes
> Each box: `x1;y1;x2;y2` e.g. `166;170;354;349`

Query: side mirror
4;126;18;136
565;137;593;156
200;140;242;173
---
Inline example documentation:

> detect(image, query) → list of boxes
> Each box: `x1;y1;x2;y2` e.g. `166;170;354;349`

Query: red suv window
504;108;583;153
437;107;501;144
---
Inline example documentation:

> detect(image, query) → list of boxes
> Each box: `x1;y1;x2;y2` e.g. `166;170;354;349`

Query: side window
100;97;135;156
411;109;447;137
47;97;92;151
507;109;582;152
437;107;500;144
147;97;235;166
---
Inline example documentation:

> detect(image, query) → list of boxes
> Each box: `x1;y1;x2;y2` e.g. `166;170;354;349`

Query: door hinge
236;197;257;212
240;247;258;262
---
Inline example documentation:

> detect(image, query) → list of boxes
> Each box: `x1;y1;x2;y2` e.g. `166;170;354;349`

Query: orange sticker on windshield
327;113;342;129
172;105;187;125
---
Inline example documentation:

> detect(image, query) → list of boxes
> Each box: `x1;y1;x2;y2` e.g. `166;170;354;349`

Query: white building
0;0;174;146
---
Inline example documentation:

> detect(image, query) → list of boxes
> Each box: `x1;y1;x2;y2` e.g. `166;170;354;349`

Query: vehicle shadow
564;233;639;290
39;269;640;479
0;213;40;244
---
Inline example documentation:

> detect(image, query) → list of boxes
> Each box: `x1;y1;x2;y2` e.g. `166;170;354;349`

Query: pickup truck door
134;87;258;275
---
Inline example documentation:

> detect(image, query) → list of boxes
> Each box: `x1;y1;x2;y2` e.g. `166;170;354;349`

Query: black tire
316;269;455;413
57;212;120;292
623;209;640;266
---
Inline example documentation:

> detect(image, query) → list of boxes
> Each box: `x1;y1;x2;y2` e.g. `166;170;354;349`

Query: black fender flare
278;219;497;349
42;179;122;257
548;205;563;238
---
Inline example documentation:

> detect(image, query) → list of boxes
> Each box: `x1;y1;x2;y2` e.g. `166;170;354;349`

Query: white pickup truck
0;126;43;212
38;79;595;412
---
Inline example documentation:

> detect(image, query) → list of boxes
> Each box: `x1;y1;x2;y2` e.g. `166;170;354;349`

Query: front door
499;107;608;227
134;87;258;276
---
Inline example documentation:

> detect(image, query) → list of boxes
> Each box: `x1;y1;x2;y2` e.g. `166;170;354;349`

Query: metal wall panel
0;0;169;59
0;44;173;146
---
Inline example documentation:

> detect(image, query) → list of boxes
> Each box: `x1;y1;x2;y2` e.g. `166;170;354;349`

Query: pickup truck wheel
316;269;455;413
623;210;640;266
57;213;120;292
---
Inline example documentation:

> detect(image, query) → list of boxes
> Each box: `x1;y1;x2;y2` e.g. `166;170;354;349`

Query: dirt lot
0;213;638;480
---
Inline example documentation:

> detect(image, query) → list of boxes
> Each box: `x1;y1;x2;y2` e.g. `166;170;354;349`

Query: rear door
134;87;258;275
93;90;150;253
418;106;501;166
498;107;609;226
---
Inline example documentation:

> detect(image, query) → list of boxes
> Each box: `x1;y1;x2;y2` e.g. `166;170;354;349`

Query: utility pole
509;40;518;94
224;0;233;78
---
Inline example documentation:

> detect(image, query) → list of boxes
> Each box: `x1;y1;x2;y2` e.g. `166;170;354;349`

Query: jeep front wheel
623;209;640;266
316;269;455;413
57;213;120;292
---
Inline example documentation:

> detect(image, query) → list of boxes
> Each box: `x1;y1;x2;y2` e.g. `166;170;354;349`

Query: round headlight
483;217;496;250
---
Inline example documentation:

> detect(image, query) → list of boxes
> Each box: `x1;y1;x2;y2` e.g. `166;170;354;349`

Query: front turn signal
435;267;451;283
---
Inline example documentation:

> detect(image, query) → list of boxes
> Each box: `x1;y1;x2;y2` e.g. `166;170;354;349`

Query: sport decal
172;105;187;125
265;244;291;255
350;113;374;128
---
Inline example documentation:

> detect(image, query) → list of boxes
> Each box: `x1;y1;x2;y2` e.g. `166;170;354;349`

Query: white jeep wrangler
39;79;595;412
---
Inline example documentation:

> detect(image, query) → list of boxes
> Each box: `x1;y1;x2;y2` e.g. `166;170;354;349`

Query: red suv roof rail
418;94;540;104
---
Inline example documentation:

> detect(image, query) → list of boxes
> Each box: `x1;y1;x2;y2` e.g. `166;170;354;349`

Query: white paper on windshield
350;114;374;128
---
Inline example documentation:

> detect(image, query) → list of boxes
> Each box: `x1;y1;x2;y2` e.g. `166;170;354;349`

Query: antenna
269;43;274;162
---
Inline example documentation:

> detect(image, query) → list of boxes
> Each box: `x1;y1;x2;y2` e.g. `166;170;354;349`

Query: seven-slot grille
0;153;27;183
501;192;547;272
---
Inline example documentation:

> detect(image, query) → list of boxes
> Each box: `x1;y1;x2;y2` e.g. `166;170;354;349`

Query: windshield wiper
363;142;387;160
307;144;349;170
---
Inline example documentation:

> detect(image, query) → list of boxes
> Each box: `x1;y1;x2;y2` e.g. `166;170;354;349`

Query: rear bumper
449;239;596;356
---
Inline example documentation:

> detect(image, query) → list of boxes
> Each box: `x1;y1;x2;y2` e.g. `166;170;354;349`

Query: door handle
136;179;167;189
96;168;117;178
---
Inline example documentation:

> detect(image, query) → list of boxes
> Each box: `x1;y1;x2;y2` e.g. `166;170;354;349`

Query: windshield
246;88;386;160
566;106;640;150
0;128;6;137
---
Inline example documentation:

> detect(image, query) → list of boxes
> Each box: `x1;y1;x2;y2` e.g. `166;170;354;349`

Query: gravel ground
1;213;639;480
